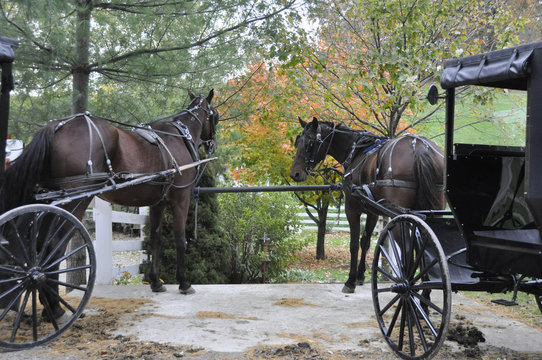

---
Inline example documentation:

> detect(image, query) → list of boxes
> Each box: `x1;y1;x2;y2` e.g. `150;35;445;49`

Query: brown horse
290;118;445;293
0;90;218;313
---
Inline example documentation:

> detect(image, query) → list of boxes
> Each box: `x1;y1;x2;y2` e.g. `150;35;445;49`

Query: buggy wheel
371;214;451;360
0;204;95;349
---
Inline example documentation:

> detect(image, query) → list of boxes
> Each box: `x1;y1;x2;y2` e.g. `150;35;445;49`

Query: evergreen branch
88;1;297;68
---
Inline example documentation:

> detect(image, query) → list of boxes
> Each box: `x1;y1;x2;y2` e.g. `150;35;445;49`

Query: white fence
92;198;148;284
296;206;354;232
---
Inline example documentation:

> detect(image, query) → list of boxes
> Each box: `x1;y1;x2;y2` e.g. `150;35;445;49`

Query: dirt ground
1;284;541;360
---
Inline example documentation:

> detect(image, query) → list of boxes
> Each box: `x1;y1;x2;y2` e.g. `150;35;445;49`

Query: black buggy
370;42;542;359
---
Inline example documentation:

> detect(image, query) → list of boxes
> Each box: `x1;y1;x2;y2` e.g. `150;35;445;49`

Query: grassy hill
415;89;526;148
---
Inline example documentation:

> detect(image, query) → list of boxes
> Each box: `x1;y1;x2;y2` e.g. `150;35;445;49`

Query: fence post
94;197;113;284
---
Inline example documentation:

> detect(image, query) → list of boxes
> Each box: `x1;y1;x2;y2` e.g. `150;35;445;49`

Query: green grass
415;89;527;148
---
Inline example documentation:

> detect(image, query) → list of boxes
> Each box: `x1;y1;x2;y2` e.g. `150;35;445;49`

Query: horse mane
319;120;385;149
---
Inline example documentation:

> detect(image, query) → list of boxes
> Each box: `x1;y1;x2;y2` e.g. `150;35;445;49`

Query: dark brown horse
290;118;445;293
0;90;218;310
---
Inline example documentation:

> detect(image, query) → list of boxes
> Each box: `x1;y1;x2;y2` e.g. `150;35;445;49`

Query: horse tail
413;139;444;210
0;125;54;213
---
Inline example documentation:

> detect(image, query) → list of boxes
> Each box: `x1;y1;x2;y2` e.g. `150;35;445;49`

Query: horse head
188;89;219;155
290;117;330;182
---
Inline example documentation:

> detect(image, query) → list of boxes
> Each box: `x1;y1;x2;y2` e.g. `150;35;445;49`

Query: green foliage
141;159;231;285
113;272;142;286
218;189;305;283
297;0;526;137
1;0;302;138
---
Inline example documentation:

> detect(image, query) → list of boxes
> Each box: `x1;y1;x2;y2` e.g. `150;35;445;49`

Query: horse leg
148;204;167;292
172;198;195;295
356;213;378;286
343;206;362;294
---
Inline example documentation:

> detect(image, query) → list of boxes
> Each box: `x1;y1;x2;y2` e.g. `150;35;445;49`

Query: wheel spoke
45;264;92;276
410;294;438;337
412;290;443;314
46;278;88;294
43;241;88;271
31;289;38;342
379;293;401;317
0;264;27;276
378;242;402;279
0;275;26;285
408;231;429;280
0;239;27;269
408;298;429;352
374;265;400;283
41;224;77;267
39;289;60;331
7;219;31;266
41;282;77;314
388;231;404;279
0;283;25;322
0;280;26;303
411;257;438;284
398;299;407;351
37;215;68;264
385;296;403;338
399;222;411;276
9;289;31;343
406;301;416;357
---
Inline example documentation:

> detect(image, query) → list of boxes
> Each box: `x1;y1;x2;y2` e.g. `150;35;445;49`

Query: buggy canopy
441;41;542;90
440;40;542;236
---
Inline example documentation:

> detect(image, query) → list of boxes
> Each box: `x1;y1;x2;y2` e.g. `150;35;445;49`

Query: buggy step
491;299;518;306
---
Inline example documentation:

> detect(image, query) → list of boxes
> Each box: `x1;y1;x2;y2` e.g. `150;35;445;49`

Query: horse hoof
179;286;195;295
342;285;355;294
356;279;365;286
151;284;167;293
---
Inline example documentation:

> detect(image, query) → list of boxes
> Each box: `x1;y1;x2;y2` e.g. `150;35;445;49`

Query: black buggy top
440;41;542;278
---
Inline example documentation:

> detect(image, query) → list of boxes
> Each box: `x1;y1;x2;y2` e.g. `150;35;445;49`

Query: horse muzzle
289;168;308;182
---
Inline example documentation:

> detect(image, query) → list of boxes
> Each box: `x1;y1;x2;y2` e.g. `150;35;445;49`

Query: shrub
218;190;304;283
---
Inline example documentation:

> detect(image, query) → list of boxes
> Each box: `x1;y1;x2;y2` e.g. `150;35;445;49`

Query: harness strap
42;172;111;188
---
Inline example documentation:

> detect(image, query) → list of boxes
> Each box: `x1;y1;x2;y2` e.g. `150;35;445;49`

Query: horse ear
311;117;319;129
189;91;196;100
206;89;214;103
298;117;308;128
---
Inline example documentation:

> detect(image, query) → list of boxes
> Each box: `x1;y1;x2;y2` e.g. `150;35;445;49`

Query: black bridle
173;95;219;156
295;123;337;174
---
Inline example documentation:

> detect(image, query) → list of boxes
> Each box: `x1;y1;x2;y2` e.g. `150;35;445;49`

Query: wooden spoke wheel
371;214;451;360
0;204;95;349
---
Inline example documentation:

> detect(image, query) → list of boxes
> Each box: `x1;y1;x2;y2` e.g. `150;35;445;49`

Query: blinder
298;124;324;171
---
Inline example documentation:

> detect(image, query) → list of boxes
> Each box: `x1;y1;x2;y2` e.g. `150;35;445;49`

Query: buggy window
452;88;526;147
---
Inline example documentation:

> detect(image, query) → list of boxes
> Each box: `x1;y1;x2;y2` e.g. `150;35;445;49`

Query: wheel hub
391;282;409;294
29;267;46;284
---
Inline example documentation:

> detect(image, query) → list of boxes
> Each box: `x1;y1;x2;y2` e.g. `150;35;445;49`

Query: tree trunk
71;0;91;114
315;198;329;260
67;0;92;287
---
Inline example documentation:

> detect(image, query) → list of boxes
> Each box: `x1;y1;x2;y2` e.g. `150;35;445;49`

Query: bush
218;190;305;283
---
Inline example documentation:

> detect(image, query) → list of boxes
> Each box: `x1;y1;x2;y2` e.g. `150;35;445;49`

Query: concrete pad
97;283;381;353
91;283;542;354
